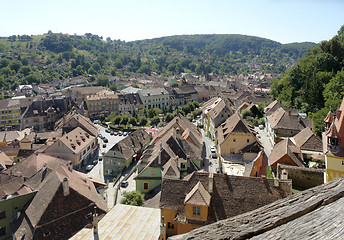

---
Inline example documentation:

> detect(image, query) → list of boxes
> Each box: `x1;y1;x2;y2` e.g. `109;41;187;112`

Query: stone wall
277;163;325;189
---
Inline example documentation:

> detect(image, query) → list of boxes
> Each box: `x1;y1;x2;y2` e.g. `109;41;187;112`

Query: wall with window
0;192;35;240
220;133;255;155
185;204;208;221
325;155;344;182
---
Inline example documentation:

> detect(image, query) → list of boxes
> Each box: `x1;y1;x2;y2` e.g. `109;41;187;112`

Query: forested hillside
271;25;344;134
0;32;315;93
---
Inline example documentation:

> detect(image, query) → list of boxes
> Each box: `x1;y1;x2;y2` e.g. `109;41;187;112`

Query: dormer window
193;206;201;216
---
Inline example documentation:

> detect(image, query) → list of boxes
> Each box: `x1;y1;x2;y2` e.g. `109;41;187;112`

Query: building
169;86;197;106
291;127;323;160
323;99;344;182
201;97;234;140
169;175;344;240
138;88;169;110
16;85;33;96
117;93;143;114
160;171;291;239
265;107;313;144
44;127;97;169
84;89;119;119
55;111;98;137
269;138;305;172
0;98;31;131
103;129;150;177
70;204;160;240
12;166;108;240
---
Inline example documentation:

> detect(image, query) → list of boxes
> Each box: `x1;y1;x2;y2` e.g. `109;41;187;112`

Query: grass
266;166;274;179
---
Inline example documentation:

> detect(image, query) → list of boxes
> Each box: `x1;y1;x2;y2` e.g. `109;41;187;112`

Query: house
217;113;258;156
137;87;170;110
65;86;106;107
117;92;143;114
135;114;203;193
193;86;210;102
32;84;56;95
291;127;323;160
169;175;344;240
169;86;197;106
269;138;305;172
12;166;108;240
160;171;291;239
0;151;13;171
103;128;150;177
84;89;119;119
265;107;313;144
264;99;283;115
20;96;71;131
3;153;72;180
44;127;97;169
120;86;141;94
0;98;31;131
323;99;344;182
217;113;263;176
70;204;160;240
238;101;263;118
201;97;234;140
16;85;33;96
55;111;98;137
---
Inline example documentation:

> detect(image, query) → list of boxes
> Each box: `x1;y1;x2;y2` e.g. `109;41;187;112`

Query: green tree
96;75;109;86
164;113;174;123
19;66;31;76
114;115;122;125
120;191;144;206
139;117;148;126
121;115;128;127
9;60;23;72
129;117;137;126
0;58;10;68
150;116;160;126
109;84;117;91
147;108;157;118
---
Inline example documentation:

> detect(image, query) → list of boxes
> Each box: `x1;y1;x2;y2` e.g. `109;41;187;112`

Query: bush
120;191;144;206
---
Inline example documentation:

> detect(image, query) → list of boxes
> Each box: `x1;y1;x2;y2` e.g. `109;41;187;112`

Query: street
255;126;274;157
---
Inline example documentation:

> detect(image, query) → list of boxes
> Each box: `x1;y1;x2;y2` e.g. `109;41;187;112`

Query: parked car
86;165;94;171
121;181;129;188
110;131;114;135
114;131;119;136
103;143;107;148
103;138;108;143
118;131;123;136
259;125;264;130
123;132;128;136
210;147;217;158
93;160;98;165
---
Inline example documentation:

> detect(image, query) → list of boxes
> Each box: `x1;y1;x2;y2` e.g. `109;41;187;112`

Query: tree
164;113;174;123
114;115;122;125
129;117;137;126
9;60;23;72
96;75;109;86
147;108;157;118
121;115;128;127
120;191;144;206
109;84;117;91
150;116;160;126
139;117;148;126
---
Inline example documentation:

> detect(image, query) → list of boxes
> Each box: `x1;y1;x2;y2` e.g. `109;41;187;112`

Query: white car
86;165;94;171
210;146;217;158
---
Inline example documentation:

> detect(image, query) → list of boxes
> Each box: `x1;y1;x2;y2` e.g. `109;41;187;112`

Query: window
193;206;201;216
247;139;249;143
0;227;6;237
0;211;6;220
342;160;344;165
143;182;149;190
233;138;236;142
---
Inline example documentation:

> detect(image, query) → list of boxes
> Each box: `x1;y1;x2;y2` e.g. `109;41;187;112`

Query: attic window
81;136;85;141
85;133;89;138
43;231;51;237
76;140;81;145
71;143;76;149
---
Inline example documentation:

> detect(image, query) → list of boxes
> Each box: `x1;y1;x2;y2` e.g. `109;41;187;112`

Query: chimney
93;206;99;235
337;110;342;119
62;178;69;197
209;173;213;193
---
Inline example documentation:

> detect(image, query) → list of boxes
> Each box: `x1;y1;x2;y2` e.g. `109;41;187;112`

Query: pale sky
1;0;343;43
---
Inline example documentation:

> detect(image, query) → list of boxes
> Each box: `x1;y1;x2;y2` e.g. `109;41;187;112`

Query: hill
0;32;316;93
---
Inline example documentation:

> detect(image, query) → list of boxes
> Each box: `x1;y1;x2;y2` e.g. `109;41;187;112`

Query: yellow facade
161;205;208;239
220;133;256;155
0;108;21;129
325;154;344;182
185;204;208;221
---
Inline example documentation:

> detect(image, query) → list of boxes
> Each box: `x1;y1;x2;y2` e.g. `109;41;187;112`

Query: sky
1;0;343;44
